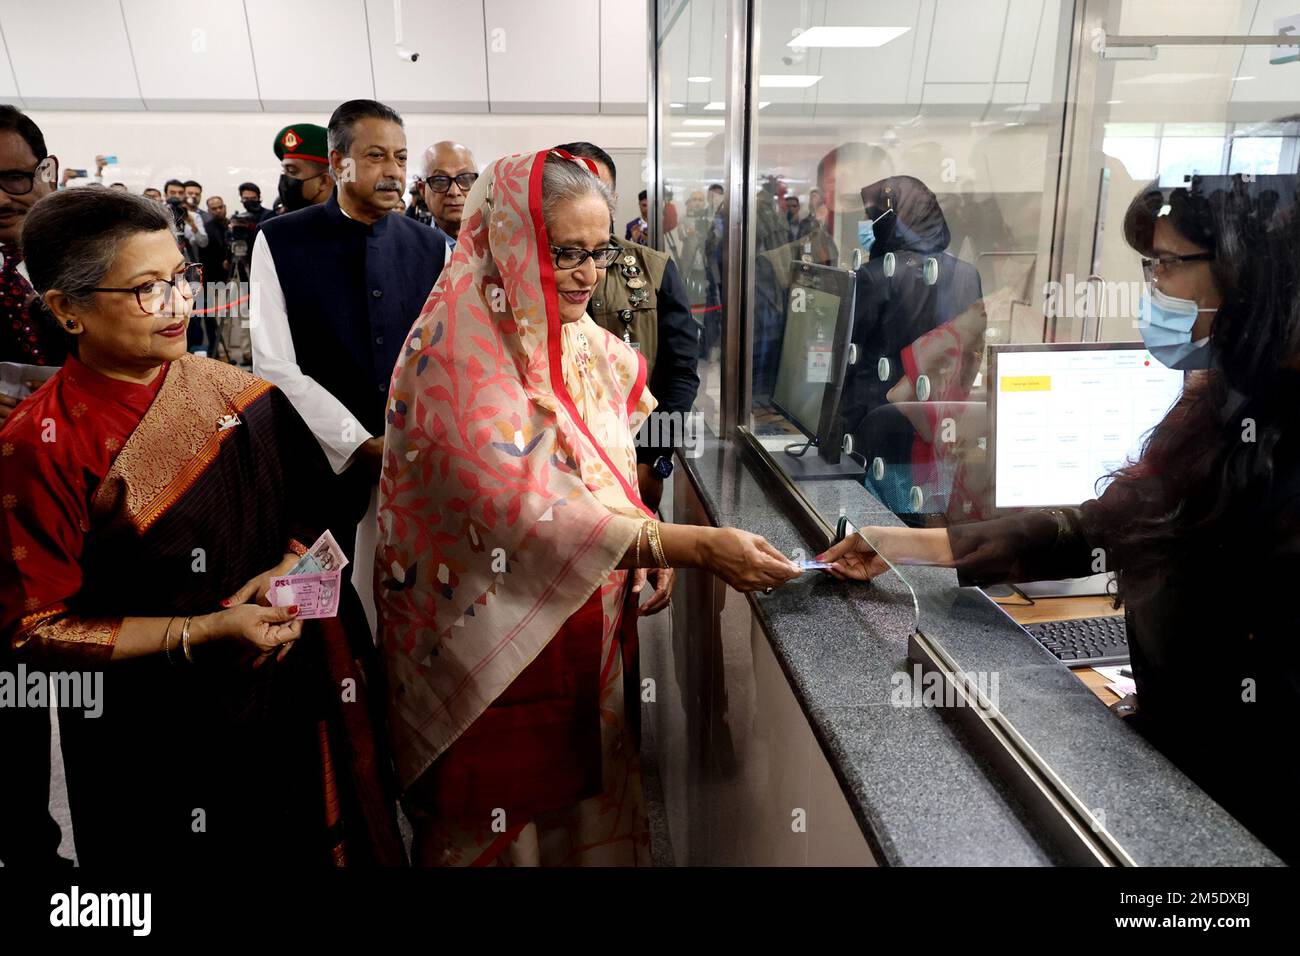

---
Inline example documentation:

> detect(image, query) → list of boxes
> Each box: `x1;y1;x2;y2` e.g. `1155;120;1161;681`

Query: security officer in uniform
273;122;334;212
557;142;699;512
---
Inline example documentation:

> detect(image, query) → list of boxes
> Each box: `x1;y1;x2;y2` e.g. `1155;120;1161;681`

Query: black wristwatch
651;454;674;479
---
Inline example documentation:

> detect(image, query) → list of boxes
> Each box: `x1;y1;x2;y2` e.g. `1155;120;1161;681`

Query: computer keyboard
1024;615;1129;667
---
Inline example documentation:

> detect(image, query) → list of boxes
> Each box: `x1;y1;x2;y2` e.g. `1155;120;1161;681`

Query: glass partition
656;0;732;438
651;0;1300;864
743;0;1073;526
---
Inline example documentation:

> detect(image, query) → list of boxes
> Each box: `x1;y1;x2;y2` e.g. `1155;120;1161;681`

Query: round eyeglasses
89;263;204;316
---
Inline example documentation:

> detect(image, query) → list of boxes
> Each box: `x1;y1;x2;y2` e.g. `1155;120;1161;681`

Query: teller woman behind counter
822;173;1300;865
0;188;402;866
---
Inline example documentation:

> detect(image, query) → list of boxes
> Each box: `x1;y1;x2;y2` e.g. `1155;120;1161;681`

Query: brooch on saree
216;413;242;431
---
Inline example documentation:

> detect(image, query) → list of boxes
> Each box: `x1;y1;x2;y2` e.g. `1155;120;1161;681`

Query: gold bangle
162;616;177;665
648;520;667;568
181;616;195;664
635;519;645;568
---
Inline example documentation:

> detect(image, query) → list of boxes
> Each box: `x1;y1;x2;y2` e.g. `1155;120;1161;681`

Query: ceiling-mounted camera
782;27;807;67
396;45;420;62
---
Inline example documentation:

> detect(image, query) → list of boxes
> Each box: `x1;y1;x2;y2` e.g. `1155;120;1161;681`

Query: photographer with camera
163;177;208;260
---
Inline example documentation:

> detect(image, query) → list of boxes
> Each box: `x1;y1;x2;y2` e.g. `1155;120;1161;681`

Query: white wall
31;110;649;225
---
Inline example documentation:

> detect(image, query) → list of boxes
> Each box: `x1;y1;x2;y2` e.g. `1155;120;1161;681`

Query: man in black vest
249;99;448;627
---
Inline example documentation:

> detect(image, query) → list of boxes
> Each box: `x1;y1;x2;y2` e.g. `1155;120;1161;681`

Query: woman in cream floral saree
376;150;798;866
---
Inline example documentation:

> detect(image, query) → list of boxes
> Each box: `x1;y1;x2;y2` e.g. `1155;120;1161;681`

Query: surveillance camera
395;45;420;62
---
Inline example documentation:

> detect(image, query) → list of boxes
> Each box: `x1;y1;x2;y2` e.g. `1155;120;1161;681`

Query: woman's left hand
638;567;675;616
221;552;300;608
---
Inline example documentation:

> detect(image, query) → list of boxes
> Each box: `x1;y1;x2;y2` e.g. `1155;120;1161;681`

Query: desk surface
993;594;1124;706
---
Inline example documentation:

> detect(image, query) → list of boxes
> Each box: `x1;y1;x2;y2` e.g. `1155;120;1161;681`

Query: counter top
681;436;1280;866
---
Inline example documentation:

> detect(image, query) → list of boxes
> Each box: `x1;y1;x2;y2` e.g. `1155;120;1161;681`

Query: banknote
269;571;342;619
796;559;835;571
287;529;349;577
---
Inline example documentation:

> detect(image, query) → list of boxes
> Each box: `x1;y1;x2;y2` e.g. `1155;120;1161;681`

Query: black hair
238;181;260;197
555;142;617;187
163;178;185;193
1102;173;1300;610
0;104;47;162
708;183;724;194
638;189;648;202
182;179;201;190
327;99;404;156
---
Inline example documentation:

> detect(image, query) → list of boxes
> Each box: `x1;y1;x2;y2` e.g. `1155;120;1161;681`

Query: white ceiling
0;0;647;113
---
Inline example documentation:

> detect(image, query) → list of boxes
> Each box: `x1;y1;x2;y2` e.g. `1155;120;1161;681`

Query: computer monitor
770;261;859;477
989;342;1184;511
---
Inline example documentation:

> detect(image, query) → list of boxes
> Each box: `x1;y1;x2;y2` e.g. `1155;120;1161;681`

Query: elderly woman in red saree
378;150;799;866
0;188;401;866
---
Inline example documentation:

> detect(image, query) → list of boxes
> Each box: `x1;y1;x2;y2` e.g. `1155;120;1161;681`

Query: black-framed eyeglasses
0;158;57;197
1140;252;1214;283
89;263;203;316
551;241;622;270
422;172;479;194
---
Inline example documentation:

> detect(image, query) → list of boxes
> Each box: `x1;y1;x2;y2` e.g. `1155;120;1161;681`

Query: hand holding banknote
191;603;303;660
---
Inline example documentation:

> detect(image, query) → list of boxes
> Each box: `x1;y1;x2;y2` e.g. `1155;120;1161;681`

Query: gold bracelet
635;519;645;568
181;616;195;664
647;520;667;568
162;616;177;665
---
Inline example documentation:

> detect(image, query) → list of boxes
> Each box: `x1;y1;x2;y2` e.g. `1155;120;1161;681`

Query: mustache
374;178;404;192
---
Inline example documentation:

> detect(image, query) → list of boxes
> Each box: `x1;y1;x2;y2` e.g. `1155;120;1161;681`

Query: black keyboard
1024;615;1129;667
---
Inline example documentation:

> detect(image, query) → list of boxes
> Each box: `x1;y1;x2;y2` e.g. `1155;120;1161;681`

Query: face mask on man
1138;284;1218;370
278;173;311;212
242;198;262;214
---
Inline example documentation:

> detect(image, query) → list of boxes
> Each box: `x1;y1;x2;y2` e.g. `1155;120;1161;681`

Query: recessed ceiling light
670;102;685;108
687;76;713;83
787;26;909;48
759;74;823;88
1232;75;1256;82
683;118;725;126
703;101;725;111
758;101;771;109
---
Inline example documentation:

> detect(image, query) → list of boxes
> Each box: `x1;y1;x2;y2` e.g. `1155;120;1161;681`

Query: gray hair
541;154;615;237
22;187;175;307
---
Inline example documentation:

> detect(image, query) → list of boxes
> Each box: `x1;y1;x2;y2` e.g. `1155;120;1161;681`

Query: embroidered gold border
132;378;273;532
92;358;274;534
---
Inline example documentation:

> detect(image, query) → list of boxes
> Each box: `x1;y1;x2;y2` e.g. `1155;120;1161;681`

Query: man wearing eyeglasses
0;106;66;388
417;141;477;260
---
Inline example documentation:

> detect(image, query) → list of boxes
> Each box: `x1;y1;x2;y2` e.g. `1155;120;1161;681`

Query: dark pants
0;667;67;866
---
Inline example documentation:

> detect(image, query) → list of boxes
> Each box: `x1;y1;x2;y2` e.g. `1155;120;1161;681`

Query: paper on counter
1093;665;1136;698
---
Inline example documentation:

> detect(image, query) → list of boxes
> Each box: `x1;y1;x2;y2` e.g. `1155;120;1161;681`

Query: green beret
273;123;329;164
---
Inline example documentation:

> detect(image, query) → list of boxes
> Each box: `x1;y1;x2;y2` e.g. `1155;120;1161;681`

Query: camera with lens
166;196;189;229
227;210;257;261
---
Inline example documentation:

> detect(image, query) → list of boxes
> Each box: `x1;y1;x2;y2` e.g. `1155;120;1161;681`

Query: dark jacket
258;189;448;440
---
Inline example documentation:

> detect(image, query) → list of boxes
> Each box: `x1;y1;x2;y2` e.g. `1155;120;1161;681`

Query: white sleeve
188;212;209;249
249;231;372;474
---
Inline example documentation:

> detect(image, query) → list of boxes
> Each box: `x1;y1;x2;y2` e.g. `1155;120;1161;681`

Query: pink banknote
269;570;342;619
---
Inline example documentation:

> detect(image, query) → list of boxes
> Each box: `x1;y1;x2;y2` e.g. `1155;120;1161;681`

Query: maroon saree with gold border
0;354;402;866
